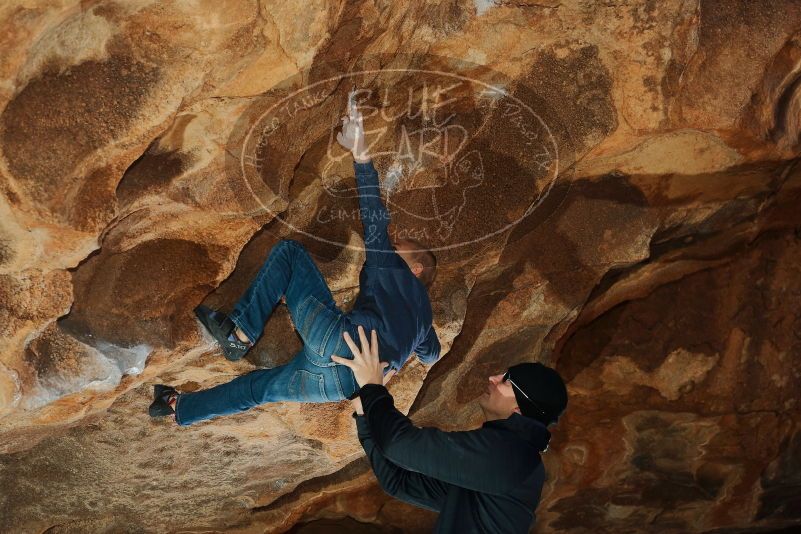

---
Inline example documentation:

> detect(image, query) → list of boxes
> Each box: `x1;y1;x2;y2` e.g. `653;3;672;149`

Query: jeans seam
320;314;341;360
333;361;345;399
304;351;336;368
296;369;328;402
329;332;343;398
297;293;314;333
302;297;326;356
233;240;296;336
288;370;299;398
316;372;328;401
248;370;260;406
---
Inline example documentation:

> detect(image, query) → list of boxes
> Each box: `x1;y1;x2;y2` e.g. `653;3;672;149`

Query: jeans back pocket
299;295;343;367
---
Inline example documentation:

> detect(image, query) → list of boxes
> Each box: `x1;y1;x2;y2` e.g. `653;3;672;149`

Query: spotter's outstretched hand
331;325;388;389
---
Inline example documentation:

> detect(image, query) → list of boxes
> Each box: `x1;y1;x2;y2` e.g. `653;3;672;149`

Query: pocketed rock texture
1;1;800;533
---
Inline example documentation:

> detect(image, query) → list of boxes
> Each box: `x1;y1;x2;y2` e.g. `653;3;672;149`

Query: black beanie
507;362;568;426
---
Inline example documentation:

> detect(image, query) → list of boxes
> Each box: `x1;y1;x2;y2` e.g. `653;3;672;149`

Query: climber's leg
229;239;337;345
175;307;358;425
175;240;357;424
173;350;307;425
174;322;358;425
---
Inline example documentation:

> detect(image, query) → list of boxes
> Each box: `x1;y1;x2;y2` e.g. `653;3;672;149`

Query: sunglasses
503;370;548;419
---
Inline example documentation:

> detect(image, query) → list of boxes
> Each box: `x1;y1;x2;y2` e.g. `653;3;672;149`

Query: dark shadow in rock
252;457;370;515
454;325;547;405
115;138;190;208
0;232;13;266
197;217;354;368
414;171;653;412
61;238;224;349
288;517;404;534
410;256;531;412
0;35;161;216
555;229;800;401
758;430;801;521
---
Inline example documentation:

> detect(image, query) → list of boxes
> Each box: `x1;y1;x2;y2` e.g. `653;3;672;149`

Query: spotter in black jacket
354;383;551;533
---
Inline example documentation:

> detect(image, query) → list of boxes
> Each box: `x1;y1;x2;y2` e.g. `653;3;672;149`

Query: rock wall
1;1;800;532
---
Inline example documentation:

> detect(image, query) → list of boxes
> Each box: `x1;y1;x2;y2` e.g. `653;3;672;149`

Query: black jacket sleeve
354;413;449;512
359;384;536;495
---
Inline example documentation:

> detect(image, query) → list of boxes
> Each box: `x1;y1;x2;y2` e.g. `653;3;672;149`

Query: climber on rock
149;96;440;425
332;325;567;534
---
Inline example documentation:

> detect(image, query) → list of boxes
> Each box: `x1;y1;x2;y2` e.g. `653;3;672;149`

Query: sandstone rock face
1;1;800;533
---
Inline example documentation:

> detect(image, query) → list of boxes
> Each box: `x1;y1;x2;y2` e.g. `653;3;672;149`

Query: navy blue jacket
355;384;551;533
344;160;440;371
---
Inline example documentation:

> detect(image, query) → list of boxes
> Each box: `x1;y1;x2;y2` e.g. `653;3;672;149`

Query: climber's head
393;238;437;287
478;363;568;426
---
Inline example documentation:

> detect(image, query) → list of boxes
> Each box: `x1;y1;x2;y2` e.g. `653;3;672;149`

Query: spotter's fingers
330;355;353;369
342;331;361;359
371;329;379;358
357;325;370;353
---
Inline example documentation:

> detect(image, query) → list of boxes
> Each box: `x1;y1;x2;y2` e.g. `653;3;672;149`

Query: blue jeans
175;239;360;426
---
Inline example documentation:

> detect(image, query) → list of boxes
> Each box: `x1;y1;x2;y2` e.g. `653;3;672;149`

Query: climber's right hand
336;104;369;162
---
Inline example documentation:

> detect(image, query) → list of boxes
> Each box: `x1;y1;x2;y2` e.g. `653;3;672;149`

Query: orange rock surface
1;1;800;532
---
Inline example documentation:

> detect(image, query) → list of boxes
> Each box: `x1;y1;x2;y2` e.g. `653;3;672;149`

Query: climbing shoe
149;384;177;418
194;305;250;361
